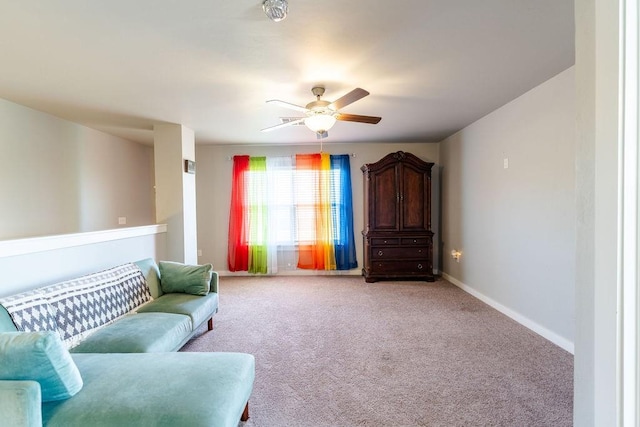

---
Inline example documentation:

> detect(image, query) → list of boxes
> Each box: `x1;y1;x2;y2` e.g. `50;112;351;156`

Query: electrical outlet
118;217;126;225
197;249;202;257
503;158;509;169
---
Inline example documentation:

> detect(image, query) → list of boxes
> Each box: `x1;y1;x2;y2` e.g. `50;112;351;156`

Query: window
228;153;357;273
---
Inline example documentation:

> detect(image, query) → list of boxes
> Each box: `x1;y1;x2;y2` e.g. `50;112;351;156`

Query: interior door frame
618;0;640;424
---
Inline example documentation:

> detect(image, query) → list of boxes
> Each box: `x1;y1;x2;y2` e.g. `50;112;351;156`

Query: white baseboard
442;273;574;354
220;268;440;277
218;269;362;277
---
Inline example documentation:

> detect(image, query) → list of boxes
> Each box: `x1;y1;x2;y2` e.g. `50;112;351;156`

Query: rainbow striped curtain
227;153;357;273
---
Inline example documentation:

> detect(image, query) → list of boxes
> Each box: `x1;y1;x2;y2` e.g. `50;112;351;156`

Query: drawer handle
417;263;423;270
418;249;422;253
378;250;384;256
383;240;388;244
413;239;417;243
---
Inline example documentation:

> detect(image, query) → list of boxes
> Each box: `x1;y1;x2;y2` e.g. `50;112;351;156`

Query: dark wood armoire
361;151;435;283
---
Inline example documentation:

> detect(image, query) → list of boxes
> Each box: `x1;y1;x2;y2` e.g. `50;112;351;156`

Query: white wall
0;98;155;240
440;67;575;351
574;0;620;424
195;142;440;275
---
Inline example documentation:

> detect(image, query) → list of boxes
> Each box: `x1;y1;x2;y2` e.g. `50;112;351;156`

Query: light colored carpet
181;276;573;427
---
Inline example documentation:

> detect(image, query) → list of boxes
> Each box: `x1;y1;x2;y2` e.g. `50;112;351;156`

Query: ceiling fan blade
330;88;370;110
280;117;307;126
336;113;381;124
266;99;308;113
261;118;306;132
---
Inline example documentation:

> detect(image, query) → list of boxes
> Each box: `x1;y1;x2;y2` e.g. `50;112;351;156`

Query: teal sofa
0;259;255;427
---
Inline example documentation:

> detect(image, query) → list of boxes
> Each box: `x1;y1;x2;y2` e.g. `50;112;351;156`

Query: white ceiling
0;1;574;146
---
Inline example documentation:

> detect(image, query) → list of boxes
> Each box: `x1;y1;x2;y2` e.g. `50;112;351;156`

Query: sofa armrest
0;380;42;427
210;270;219;294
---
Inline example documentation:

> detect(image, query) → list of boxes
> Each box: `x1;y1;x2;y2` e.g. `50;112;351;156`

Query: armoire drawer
371;246;429;259
370;260;430;274
370;237;399;246
400;237;430;246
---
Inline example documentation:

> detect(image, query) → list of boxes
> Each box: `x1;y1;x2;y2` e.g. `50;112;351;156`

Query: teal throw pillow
0;331;83;402
159;261;213;296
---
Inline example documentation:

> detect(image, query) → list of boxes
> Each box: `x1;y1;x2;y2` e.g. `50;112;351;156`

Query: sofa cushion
0;331;83;402
134;258;163;299
0;306;19;332
137;292;218;329
70;312;192;353
43;352;255;427
159;261;213;296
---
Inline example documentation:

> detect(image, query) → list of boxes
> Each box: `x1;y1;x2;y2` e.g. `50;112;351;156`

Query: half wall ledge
0;224;168;259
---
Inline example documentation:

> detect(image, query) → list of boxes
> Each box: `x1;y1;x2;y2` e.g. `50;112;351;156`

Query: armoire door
371;163;399;231
400;163;429;232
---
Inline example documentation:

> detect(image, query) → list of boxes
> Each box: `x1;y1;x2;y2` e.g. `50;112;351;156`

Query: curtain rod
226;153;356;161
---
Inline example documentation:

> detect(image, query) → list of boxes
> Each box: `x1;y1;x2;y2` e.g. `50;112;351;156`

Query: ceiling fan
261;86;382;138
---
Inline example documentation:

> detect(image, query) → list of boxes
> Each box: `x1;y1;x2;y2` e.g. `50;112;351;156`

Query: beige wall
440;67;576;348
0;97;162;296
195;142;439;275
0;98;155;240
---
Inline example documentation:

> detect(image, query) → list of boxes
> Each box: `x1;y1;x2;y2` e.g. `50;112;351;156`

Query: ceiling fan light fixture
262;86;380;135
263;0;288;22
305;114;336;133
